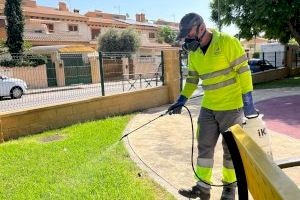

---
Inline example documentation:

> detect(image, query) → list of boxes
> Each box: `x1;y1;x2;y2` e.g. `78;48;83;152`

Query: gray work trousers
196;107;243;186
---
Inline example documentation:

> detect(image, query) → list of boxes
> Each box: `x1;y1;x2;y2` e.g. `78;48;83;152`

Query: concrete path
123;87;300;200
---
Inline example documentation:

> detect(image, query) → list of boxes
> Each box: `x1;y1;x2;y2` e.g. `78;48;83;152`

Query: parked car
248;59;276;73
0;75;27;99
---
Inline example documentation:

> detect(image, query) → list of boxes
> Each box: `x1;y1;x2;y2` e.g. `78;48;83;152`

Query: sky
36;0;238;36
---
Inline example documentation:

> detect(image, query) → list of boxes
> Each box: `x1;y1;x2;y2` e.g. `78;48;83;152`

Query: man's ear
200;23;206;33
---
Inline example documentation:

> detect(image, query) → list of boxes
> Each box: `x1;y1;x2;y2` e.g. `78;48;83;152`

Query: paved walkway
123;87;300;200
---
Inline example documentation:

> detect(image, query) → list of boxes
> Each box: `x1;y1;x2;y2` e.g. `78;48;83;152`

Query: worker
168;13;258;200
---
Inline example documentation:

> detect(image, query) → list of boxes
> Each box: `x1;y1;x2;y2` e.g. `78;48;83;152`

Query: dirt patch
39;134;65;143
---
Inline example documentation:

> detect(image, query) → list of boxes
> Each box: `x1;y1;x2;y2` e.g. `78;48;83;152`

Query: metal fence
0;52;164;112
259;51;286;68
99;52;163;96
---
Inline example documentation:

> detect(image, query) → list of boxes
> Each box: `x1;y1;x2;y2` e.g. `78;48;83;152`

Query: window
45;24;54;33
68;24;78;32
149;32;155;39
0;19;5;28
91;29;101;40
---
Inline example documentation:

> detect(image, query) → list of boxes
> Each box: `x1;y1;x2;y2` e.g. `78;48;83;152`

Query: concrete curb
26;86;82;95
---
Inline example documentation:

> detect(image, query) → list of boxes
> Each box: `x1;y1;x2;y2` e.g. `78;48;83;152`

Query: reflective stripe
222;167;236;183
197;158;214;168
186;78;199;84
202;78;236;91
199;54;248;81
197;181;211;189
223;159;234;169
230;54;248;68
199;67;232;80
195;165;212;183
188;71;199;76
238;65;250;74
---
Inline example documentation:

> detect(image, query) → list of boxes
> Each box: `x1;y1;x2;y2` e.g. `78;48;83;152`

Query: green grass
254;75;300;89
0;115;175;200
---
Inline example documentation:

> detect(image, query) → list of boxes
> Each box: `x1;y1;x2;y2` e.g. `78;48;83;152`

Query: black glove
168;95;188;114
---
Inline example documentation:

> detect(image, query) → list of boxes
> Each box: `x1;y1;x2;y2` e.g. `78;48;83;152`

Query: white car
0;75;27;99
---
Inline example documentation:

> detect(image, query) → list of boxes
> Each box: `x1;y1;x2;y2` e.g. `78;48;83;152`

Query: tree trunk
288;20;300;45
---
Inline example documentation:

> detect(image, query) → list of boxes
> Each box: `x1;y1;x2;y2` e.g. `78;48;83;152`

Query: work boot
178;183;211;200
220;184;236;200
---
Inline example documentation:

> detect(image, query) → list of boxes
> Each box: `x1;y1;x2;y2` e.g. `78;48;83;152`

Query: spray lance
120;105;241;187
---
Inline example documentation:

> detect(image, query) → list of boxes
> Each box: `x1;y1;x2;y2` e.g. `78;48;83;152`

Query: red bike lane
255;95;300;139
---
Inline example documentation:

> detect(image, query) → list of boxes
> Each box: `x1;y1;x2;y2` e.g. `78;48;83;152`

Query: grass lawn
0;115;175;200
254;75;300;89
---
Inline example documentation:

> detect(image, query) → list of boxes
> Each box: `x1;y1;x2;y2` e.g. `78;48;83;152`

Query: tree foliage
210;0;300;45
4;0;24;54
119;29;140;52
98;28;140;52
157;26;177;44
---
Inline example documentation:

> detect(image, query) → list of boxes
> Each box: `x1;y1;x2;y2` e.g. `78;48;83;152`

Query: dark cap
177;13;204;40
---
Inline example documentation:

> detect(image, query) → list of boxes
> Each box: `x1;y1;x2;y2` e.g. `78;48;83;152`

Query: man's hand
168;95;188;114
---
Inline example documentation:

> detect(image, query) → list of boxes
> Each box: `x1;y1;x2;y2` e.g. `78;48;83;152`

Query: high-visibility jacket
181;29;253;110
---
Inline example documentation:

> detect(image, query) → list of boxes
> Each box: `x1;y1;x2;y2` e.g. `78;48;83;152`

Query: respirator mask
182;25;207;52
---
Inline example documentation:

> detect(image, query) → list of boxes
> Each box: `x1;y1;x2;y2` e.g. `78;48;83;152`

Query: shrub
252;52;260;58
157;26;177;44
98;28;140;53
0;55;47;67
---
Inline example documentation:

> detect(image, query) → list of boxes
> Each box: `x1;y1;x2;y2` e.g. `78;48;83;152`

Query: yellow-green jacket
181;29;253;110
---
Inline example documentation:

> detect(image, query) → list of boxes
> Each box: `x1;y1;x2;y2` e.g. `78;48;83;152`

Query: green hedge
0;55;47;67
252;52;260;58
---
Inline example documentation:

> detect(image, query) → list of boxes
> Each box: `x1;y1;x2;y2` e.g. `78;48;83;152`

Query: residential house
0;0;177;53
241;37;273;57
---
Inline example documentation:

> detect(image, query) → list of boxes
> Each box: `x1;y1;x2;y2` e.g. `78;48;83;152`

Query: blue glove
168;95;188;114
242;92;258;118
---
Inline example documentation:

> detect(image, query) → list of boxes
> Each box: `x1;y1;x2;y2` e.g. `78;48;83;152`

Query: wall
252;67;289;84
133;56;160;75
90;56;100;83
54;21;91;41
0;65;48;89
0;87;169;141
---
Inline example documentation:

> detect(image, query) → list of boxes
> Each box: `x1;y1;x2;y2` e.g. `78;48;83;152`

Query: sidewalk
123;87;300;200
26;84;97;95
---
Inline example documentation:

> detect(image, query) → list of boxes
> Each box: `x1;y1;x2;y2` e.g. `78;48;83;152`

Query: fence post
163;50;180;103
179;50;183;91
139;74;142;88
274;52;277;68
161;51;165;85
296;51;298;67
98;51;105;96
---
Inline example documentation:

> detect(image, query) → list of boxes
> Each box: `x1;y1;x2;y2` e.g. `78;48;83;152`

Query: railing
99;52;163;96
260;51;285;68
0;52;164;112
